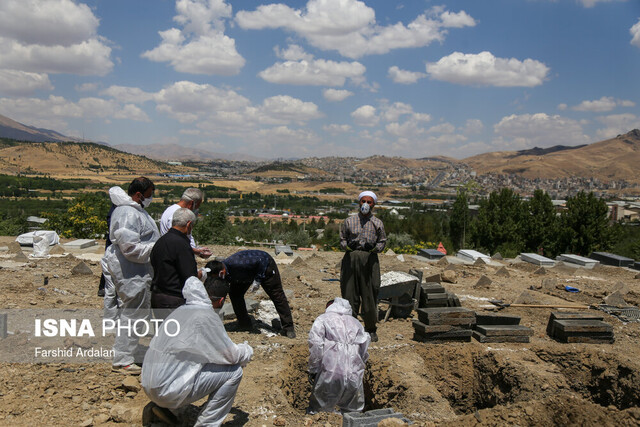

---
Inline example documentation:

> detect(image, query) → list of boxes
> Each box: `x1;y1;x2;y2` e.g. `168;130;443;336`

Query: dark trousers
151;291;186;320
340;250;380;333
229;258;294;330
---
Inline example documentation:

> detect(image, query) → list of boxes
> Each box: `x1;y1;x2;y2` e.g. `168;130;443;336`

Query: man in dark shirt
150;208;200;316
208;250;296;338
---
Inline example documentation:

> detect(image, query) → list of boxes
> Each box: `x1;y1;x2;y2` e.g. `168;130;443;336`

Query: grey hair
172;208;196;227
181;188;204;203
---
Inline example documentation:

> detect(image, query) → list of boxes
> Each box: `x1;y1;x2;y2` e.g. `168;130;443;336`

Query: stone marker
385;248;396;256
495;266;510;277
424;274;441;283
436;256;449;266
476;324;534;337
541;278;557;290
49;245;66;255
441;270;457;284
472;331;531;343
290;256;306;267
8;241;23;254
0;313;7;339
475;314;520;325
474;257;487;266
63;239;97;249
492;252;503;260
72;262;93;275
533;267;546;275
603;290;628;307
474;275;492;288
13;252;29;262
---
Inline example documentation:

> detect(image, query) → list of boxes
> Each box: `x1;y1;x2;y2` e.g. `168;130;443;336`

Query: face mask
360;203;371;215
141;196;153;208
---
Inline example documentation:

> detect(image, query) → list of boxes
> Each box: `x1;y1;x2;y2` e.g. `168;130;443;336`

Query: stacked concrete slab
546;312;614;344
473;314;533;343
589;251;634;267
419;283;460;308
343;408;411;426
520;253;556;266
274;245;294;256
412;307;475;342
557;254;599;268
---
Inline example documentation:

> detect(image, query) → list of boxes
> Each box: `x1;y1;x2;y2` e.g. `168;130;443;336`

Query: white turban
358;191;377;204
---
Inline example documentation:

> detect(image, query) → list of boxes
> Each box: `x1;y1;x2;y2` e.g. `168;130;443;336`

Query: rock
533;267;546;275
612;282;628;295
474;275;492;288
491;252;503;260
424;274;441;283
636;273;640;280
541;278;557;290
604;290;629;307
385;249;396;256
273;416;287;426
8;241;23;254
495;267;510;277
396;254;405;262
64;253;76;260
436;257;449;266
441;270;457;284
474;257;487;266
377;419;408;426
121;376;140;392
524;406;534;416
93;413;110;425
291;256;306;267
109;404;134;423
49;245;66;255
79;417;93;427
72;262;93;275
13;252;29;262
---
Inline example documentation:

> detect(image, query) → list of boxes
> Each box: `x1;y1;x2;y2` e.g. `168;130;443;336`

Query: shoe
152;406;178;425
97;288;105;297
284;328;296;339
230;322;253;332
111;364;142;375
369;332;378;342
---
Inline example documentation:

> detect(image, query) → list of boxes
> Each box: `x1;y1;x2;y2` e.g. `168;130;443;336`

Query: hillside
114;143;265;162
0;114;82;143
0;140;188;177
464;129;640;183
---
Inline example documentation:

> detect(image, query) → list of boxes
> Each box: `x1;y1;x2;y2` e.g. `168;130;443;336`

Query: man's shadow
143;402;249;426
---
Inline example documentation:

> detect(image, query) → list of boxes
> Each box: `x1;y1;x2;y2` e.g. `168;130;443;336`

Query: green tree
41;202;107;238
449;189;469;250
558;191;612;255
470;188;526;256
523;189;558;255
193;203;234;245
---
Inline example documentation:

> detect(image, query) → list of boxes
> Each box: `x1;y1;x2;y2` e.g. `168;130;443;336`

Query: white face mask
141;196;153;208
360;203;371;215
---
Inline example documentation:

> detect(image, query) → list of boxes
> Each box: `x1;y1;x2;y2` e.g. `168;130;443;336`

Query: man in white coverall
103;177;159;374
308;298;371;414
141;276;253;427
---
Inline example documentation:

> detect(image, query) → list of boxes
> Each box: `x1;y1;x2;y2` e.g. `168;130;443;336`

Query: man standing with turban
339;191;386;342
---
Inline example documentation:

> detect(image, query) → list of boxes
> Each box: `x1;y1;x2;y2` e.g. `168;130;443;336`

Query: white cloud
381;102;414;122
114;104;151;122
578;0;624;7
428;122;456;134
274;44;313;61
595;113;640;140
323;123;351;134
571;96;635;112
142;0;245;75
236;2;475;59
463;119;484;135
258;95;323;125
258;59;365;86
0;0;112;77
388;66;426;84
0;69;52;95
631;19;640;48
557;103;568;111
101;86;155;104
426;51;549;87
351;105;378;126
493;113;590;150
323;89;353;102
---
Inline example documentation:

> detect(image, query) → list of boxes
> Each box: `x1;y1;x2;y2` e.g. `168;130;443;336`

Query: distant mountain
0;113;82;143
510;144;587;158
114;143;265;162
464;129;640;183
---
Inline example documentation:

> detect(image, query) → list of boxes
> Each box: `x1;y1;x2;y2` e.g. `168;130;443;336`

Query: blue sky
0;0;638;159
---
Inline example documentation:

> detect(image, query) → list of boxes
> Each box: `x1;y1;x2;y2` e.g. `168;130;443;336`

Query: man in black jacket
150;208;202;317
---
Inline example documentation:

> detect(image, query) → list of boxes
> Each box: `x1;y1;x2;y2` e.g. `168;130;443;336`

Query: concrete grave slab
557;254;599;268
63;239;97;249
589;251;634;267
521;253;556;266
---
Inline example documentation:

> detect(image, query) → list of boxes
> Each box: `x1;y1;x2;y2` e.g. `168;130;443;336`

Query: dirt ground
1;236;640;426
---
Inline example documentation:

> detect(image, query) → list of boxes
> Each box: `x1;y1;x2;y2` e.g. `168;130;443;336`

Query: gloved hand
347;240;359;251
239;341;254;367
248;280;260;293
199;267;210;283
363;242;374;252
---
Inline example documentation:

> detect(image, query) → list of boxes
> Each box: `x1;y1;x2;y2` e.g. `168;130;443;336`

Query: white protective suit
102;186;160;366
308;297;370;413
101;256;120;323
141;277;253;427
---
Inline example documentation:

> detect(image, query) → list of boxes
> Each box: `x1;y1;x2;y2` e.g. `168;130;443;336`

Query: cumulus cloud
493;113;590;150
463;119;484;135
75;83;99;92
388;66;426;84
236;1;475;59
142;0;245;75
274;44;313;61
631;19;640;48
571;96;635;112
323;123;352;134
578;0;623;7
257;95;323;125
595;113;640;140
259;58;365;86
351;105;378;126
0;70;52;95
0;0;112;77
323;89;353;102
426;51;549;87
